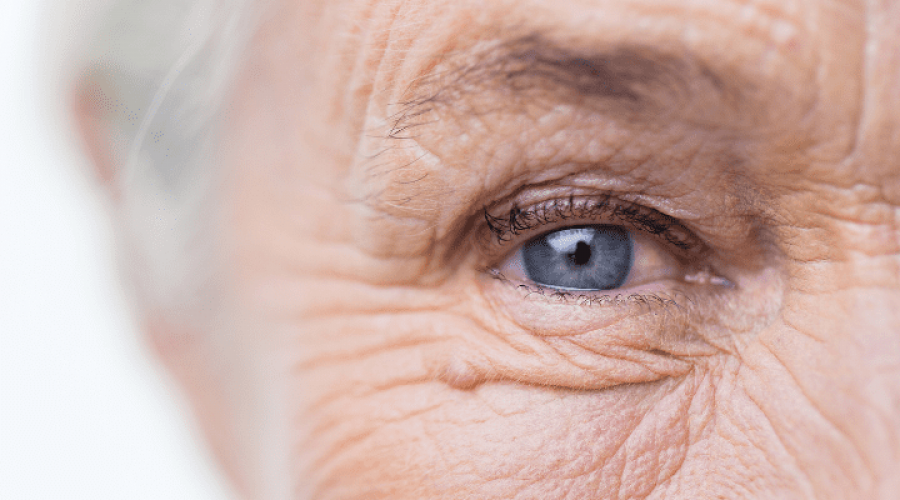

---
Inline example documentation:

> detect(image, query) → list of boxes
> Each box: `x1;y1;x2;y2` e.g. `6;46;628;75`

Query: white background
0;1;236;498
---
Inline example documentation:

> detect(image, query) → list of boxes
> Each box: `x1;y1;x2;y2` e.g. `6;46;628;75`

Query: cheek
279;305;838;499
289;347;709;500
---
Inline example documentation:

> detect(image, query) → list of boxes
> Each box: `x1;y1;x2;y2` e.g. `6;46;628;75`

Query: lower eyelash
489;269;692;313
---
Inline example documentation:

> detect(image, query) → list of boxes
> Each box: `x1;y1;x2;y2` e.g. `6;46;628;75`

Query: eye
482;193;712;294
518;225;632;290
479;194;737;353
497;223;684;292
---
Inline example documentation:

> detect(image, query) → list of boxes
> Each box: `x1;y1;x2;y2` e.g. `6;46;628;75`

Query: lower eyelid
473;273;720;357
484;271;688;332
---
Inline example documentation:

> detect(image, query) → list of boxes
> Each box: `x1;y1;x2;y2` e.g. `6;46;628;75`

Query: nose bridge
836;277;900;450
765;209;900;462
851;0;900;196
845;0;900;341
772;181;900;357
828;207;900;364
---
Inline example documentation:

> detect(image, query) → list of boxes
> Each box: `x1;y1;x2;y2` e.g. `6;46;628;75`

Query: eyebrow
389;34;733;138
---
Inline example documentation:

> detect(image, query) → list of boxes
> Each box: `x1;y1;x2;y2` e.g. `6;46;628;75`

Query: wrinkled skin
88;0;900;498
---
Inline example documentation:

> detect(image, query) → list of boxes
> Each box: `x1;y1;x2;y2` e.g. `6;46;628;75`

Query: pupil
569;241;592;266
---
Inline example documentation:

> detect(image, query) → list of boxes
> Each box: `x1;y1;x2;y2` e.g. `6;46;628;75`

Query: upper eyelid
481;194;707;260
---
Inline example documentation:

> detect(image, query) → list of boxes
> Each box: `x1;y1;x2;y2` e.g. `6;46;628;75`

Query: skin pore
113;0;900;498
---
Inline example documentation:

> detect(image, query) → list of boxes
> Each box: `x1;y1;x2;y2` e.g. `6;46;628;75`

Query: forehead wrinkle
339;0;833;200
386;32;744;140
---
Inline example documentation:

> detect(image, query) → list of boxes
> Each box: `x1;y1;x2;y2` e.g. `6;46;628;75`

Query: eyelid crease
482;193;708;261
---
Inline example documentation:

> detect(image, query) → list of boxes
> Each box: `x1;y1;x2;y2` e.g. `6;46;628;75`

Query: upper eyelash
482;193;704;254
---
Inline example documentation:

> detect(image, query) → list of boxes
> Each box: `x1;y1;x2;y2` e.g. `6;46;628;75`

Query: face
140;0;900;498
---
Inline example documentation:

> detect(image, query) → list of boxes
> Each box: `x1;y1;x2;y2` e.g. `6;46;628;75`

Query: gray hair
63;0;263;321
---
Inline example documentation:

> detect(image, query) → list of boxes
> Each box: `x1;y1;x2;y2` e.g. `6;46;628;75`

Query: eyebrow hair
388;34;732;139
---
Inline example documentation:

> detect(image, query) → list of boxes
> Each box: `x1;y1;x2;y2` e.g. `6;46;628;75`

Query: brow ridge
387;33;732;140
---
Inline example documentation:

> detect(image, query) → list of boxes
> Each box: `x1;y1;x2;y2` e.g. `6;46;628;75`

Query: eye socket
483;194;724;296
480;194;740;344
496;223;687;292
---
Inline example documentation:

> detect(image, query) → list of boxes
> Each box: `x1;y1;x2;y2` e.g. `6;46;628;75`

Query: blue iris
521;225;633;290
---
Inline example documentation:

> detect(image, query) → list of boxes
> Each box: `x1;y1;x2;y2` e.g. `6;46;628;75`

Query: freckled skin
113;0;900;498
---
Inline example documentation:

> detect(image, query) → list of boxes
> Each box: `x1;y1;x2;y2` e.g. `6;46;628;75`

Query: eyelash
480;193;713;308
483;193;704;256
488;267;694;311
